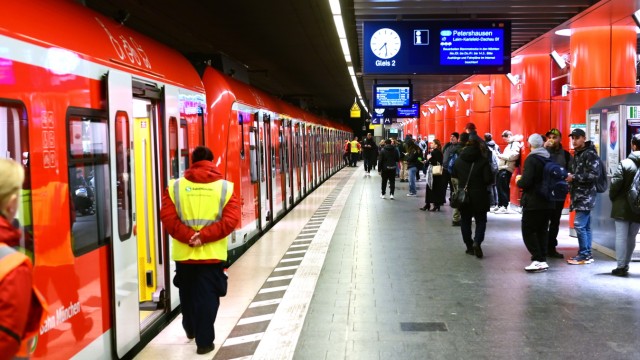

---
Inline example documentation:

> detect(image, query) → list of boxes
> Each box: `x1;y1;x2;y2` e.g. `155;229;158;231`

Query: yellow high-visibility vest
350;140;360;153
167;178;233;261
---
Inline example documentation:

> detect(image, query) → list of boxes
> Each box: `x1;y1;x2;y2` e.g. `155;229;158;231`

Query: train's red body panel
0;1;349;358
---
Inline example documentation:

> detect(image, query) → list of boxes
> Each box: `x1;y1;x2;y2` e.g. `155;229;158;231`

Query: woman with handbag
420;139;447;211
452;133;494;257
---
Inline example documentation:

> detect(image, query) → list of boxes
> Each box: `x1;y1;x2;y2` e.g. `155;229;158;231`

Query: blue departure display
374;85;412;108
363;21;511;75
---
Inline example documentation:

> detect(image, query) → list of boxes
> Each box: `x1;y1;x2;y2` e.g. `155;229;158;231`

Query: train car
201;66;350;260
0;1;350;358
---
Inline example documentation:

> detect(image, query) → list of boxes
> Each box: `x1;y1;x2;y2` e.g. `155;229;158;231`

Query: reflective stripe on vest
167;178;233;261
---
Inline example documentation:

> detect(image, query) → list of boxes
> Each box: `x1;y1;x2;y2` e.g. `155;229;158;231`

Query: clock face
370;28;401;59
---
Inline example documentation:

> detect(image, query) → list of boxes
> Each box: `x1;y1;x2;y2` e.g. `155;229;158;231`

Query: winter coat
609;151;640;222
442;142;459;173
452;145;493;212
516;148;555;211
0;217;43;358
405;146;422;169
362;138;378;160
378;144;400;170
160;160;241;264
569;141;599;211
498;141;521;173
547;144;571;169
426;148;446;204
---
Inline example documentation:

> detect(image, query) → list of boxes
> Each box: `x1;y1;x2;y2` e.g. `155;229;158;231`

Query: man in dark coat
517;134;555;272
362;133;378;176
544;128;572;258
452;133;493;258
378;139;400;199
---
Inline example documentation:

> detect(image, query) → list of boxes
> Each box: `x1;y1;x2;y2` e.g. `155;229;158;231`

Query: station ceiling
83;0;598;129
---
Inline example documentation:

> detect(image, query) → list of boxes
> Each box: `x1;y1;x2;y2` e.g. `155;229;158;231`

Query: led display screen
374;84;412;108
363;20;511;75
396;102;419;118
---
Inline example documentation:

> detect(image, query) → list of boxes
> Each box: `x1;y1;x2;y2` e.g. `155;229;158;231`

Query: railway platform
136;166;640;360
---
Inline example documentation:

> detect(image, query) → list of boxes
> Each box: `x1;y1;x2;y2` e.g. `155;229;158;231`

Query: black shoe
420;205;430;211
196;344;215;355
473;243;483;258
186;331;195;340
452;221;461;226
612;266;629;276
429;205;440;212
548;250;564;259
465;248;475;255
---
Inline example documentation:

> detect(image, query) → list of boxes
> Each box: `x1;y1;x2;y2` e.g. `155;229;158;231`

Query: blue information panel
374;84;412;108
396;102;419;118
363;20;511;75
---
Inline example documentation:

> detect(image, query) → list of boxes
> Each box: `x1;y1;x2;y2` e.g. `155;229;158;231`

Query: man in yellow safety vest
160;146;240;355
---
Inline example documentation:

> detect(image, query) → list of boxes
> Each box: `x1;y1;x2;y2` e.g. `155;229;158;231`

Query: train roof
0;0;203;92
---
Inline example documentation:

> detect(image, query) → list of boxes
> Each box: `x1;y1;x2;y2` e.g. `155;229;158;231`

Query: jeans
408;167;417;194
522;209;551;262
614;220;640;268
460;208;487;248
496;169;512;208
573;210;592;256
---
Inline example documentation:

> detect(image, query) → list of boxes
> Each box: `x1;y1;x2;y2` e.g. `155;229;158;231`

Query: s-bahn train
0;1;351;358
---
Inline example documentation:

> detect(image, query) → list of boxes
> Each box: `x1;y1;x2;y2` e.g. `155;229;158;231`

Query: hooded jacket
609;151;640;222
517;147;555;210
497;140;521;173
160;160;241;263
569;141;599;211
378;144;400;170
452;145;493;212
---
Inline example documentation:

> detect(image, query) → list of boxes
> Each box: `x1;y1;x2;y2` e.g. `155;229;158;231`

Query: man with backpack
566;128;601;265
544;128;572;258
516;134;556;272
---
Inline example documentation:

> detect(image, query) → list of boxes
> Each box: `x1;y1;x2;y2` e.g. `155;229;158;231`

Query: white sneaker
380;194;386;199
490;205;499;213
406;193;417;197
525;261;549;272
495;206;509;214
390;194;394;200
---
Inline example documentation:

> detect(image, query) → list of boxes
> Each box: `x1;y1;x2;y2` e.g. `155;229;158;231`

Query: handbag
450;163;474;209
432;162;443;176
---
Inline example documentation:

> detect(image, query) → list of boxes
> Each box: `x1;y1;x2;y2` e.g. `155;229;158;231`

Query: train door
293;122;302;201
271;118;284;219
279;121;290;210
108;70;140;358
257;111;273;225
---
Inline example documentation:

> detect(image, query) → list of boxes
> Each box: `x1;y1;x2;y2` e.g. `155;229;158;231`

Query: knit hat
528;133;544;149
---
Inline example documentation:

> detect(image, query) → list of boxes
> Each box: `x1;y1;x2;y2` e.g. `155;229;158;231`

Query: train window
239;114;245;159
180;119;189;173
279;127;286;173
67;110;111;256
168;117;179;179
249;126;258;183
115;111;132;240
0;102;33;260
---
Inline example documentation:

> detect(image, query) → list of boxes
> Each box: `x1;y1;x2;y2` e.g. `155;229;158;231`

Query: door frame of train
107;70;141;358
257;111;272;225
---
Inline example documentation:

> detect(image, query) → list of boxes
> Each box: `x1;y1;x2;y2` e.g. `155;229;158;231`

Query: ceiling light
478;83;490;95
506;73;520;86
446;98;455;107
550;50;568;69
554;29;572;37
436;104;444;111
459;92;469;102
329;0;341;15
633;9;640;29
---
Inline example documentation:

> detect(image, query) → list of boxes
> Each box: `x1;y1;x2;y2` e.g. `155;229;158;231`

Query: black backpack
595;156;608;193
535;156;569;202
627;163;640;214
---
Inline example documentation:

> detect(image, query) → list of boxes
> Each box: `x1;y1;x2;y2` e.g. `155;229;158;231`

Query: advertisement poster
606;112;619;176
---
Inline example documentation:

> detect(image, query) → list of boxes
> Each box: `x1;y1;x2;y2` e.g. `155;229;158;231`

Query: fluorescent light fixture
329;0;341;15
459;91;469;102
478;83;490;95
333;16;346;38
506;73;520;86
348;66;355;76
554;29;572;37
421;110;428;117
340;39;350;57
436;104;444;111
633;9;640;29
550;50;568;69
446;98;455;107
428;107;435;114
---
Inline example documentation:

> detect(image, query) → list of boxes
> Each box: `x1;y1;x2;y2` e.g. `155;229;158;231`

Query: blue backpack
447;151;459;174
535;156;569;201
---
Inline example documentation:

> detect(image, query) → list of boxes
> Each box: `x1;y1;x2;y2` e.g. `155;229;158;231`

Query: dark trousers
522;209;551;262
343;152;349;165
364;156;373;172
350;153;358;167
175;262;228;348
496;169;512;207
460;208;487;248
381;168;396;195
547;201;564;251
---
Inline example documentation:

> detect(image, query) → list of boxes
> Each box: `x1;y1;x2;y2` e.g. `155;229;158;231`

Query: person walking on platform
349;136;361;167
342;139;350;166
452;133;493;258
566;128;600;265
517;134;554;272
0;158;47;359
449;132;467;226
362;133;378;176
378;139;400;199
421;139;446;211
160;146;240;355
404;139;421;196
608;133;640;276
544;128;572;258
495;130;521;214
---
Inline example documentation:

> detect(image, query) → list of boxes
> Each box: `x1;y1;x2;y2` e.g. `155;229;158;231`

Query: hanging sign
350;101;361;118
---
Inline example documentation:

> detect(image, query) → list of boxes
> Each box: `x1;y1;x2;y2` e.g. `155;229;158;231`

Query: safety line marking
249;299;282;308
258;286;288;294
237;314;274;325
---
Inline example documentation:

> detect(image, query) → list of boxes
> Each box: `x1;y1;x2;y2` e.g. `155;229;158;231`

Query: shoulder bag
450;163;474;209
432;162;443;176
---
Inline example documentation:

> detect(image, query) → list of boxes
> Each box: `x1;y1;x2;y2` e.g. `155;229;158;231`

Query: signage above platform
363;20;511;75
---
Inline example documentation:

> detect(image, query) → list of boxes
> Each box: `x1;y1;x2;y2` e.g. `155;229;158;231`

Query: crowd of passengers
343;122;638;276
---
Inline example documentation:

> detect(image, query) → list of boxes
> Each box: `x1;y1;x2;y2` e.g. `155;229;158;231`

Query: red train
0;1;350;358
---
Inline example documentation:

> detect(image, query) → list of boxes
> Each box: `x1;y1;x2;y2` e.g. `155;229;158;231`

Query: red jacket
160;160;241;263
0;217;36;359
